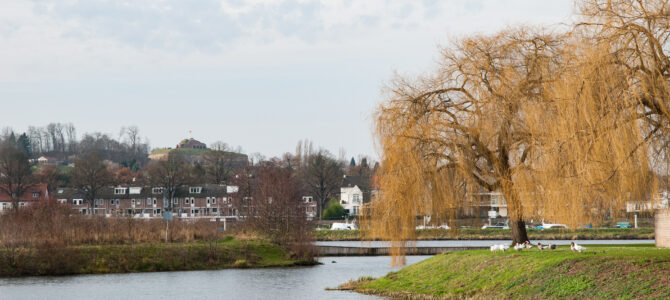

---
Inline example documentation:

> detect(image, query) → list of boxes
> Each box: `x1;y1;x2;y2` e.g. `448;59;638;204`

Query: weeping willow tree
577;0;670;175
366;25;655;260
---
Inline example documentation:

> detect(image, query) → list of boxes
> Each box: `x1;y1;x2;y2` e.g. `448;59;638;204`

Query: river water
0;256;431;300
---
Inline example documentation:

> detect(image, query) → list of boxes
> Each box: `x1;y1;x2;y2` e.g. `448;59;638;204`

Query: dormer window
189;187;202;194
57;189;64;194
152;187;164;194
114;188;127;195
32;192;40;198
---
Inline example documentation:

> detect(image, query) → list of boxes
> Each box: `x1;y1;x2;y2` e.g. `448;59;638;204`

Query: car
416;224;450;230
331;222;358;230
481;222;509;229
538;222;569;229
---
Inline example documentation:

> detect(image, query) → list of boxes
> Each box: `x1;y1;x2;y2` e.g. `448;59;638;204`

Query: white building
340;175;365;216
626;191;670;213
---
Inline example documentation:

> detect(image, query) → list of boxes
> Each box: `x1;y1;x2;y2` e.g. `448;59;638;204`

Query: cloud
29;0;454;53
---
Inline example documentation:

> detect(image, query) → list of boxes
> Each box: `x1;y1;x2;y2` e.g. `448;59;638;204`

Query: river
0;256;431;300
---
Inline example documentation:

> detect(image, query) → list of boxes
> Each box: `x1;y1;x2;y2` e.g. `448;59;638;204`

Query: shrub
322;199;345;220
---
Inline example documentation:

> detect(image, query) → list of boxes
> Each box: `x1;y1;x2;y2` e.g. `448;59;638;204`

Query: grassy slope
0;237;313;277
350;245;670;299
314;228;655;241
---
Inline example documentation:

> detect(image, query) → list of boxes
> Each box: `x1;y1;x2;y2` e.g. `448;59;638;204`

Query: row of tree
1;124;151;170
0;132;376;220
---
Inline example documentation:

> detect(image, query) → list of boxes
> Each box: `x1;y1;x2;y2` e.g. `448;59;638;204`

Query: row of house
0;174;371;220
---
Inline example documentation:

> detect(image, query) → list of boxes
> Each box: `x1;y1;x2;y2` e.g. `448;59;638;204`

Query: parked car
616;222;632;228
416;224;450;230
331;222;358;230
537;222;569;229
481;222;509;229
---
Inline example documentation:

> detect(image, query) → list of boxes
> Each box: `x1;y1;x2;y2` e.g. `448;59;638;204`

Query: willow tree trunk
510;218;529;245
501;180;529;245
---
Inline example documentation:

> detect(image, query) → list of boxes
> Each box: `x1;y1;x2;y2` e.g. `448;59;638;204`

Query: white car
416;224;450;230
481;223;510;229
331;222;358;230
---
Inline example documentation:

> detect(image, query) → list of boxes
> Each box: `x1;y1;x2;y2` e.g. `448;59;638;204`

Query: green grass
314;227;655;241
346;245;670;299
0;237;314;277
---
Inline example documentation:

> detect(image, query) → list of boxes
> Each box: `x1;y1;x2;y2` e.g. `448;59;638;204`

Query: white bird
524;241;533;249
514;243;525;251
490;244;509;253
537;243;549;251
570;242;586;253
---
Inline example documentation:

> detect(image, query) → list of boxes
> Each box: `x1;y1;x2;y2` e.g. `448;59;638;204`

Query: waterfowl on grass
523;241;533;249
536;243;549;251
513;243;525;251
548;243;556;250
570;242;586;253
490;244;509;253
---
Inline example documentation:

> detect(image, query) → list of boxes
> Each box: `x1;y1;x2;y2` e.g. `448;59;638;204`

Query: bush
322;199;345;220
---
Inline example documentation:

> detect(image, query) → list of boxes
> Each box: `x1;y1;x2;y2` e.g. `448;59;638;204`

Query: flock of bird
490;241;586;253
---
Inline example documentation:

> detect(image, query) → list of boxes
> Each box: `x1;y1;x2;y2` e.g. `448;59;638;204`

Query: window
353;194;360;203
191;198;195;204
116;199;120;205
20;203;25;207
152;187;163;194
147;198;151;205
184;198;188;205
73;199;83;205
303;196;313;203
207;198;210;204
173;198;178;204
110;199;115;205
57;189;64;194
212;208;217;213
114;188;126;195
212;197;216;204
2;203;7;209
32;192;40;198
129;187;141;195
189;187;202;194
153;198;157;205
131;199;135;205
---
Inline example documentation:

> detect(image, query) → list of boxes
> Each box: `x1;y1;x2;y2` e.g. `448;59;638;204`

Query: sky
0;0;575;159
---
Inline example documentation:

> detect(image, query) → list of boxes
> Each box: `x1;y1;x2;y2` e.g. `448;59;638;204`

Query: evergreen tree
349;157;356;166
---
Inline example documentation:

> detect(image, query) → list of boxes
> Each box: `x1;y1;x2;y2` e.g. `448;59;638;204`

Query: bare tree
71;153;114;214
146;152;193;214
300;150;344;219
0;139;34;213
245;161;313;250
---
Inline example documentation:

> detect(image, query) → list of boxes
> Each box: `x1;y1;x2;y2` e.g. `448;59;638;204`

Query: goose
490;244;509;253
523;241;533;249
537;243;549;251
570;242;586;253
548;243;556;250
513;243;525;251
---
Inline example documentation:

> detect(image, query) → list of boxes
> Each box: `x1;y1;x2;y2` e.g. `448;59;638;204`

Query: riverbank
315;227;655;241
0;237;316;277
338;244;670;299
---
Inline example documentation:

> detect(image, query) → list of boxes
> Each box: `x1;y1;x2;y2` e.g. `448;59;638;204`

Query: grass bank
340;245;670;299
0;237;316;277
314;228;655;241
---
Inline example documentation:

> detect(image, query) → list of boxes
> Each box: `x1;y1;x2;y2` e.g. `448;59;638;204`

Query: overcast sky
0;0;574;159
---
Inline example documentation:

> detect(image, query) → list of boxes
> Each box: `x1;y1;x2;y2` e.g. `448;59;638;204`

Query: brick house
0;184;50;212
55;184;239;219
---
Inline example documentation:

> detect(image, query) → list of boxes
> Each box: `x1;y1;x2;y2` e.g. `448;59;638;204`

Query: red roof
0;184;49;202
